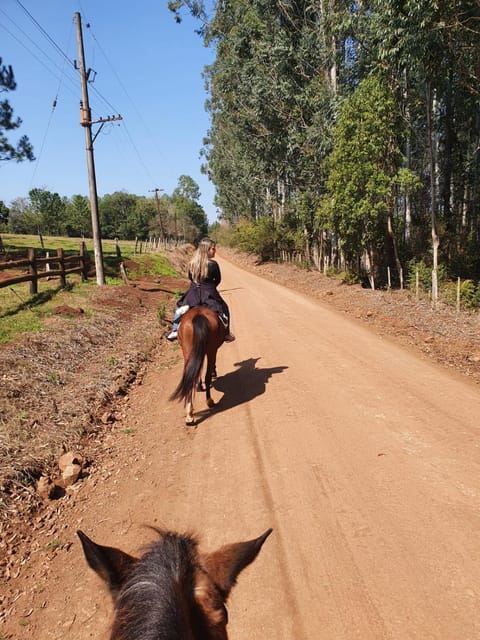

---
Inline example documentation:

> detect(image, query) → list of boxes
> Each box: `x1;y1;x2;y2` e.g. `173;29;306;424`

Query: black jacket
178;260;229;318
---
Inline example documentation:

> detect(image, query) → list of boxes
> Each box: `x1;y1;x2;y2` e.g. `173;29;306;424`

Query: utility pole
75;12;121;285
150;188;166;241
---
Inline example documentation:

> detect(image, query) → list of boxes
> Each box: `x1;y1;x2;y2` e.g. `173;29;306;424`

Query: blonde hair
189;238;215;283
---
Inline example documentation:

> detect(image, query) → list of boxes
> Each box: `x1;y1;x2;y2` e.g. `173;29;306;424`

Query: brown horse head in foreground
77;527;272;640
170;306;226;425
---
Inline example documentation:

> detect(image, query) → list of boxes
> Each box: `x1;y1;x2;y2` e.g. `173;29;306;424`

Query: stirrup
218;314;228;328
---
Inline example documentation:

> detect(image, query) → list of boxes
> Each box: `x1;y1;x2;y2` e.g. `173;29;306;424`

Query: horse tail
170;314;209;403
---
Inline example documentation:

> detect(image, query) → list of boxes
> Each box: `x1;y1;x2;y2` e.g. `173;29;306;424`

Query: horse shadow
193;358;288;424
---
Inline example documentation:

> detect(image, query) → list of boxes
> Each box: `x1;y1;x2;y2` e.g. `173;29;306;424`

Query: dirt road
5;254;480;639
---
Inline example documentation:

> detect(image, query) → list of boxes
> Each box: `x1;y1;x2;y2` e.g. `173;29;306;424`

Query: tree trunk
386;204;403;289
365;247;375;290
426;81;440;307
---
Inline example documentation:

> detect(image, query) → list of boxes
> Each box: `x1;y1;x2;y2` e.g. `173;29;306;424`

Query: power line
120;120;158;186
5;4;122;118
0;15;79;98
14;0;75;69
86;24;156;141
28;99;57;190
77;18;161;185
6;3;161;194
28;19;75;191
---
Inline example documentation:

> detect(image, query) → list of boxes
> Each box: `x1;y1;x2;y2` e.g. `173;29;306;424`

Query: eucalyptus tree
173;174;201;202
200;0;342;261
361;0;480;293
319;74;419;287
171;178;208;241
168;0;480;276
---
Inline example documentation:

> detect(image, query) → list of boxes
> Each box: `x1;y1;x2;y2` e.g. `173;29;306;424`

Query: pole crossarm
90;115;123;125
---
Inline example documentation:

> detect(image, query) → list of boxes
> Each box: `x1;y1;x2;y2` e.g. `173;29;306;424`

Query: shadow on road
192;358;288;425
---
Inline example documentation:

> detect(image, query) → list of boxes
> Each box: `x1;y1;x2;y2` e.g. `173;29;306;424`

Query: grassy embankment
0;233;177;343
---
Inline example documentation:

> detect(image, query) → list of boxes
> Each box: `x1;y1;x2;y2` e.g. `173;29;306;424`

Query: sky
1;0;220;222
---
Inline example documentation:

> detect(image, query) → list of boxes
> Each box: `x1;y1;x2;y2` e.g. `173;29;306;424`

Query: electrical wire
79;18;162;186
120;120;158;186
86;24;156;141
7;1;162;191
28;19;75;190
4;0;118;119
0;14;79;99
28;98;57;189
14;0;75;70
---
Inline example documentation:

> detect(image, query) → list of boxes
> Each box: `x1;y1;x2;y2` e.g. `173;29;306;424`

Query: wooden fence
0;244;90;294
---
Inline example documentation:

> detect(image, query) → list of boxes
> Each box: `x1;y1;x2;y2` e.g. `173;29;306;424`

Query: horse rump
170;313;210;403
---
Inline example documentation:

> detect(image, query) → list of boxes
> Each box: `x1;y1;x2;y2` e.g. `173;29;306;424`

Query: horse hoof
207;398;215;408
185;417;195;426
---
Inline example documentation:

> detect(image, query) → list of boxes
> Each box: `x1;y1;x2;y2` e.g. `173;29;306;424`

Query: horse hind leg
185;399;195;425
185;389;195;425
205;358;216;408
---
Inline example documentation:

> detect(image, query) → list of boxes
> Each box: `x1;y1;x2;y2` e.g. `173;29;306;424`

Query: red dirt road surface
3;254;480;639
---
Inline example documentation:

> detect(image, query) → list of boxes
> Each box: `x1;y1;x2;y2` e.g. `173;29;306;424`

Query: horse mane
112;531;202;640
78;526;272;640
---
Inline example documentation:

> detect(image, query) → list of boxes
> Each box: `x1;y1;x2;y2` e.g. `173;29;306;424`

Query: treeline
173;0;480;290
0;175;208;243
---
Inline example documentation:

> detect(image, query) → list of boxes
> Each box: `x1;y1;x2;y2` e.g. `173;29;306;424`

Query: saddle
177;304;228;329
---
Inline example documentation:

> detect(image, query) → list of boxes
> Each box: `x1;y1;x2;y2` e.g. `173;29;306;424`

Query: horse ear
77;530;137;597
202;528;272;598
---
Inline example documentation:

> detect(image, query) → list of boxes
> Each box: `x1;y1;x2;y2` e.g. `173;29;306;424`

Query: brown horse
77;527;272;640
170;306;226;425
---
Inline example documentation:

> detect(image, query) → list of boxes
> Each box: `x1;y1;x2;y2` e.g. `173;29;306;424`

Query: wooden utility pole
150;188;166;241
75;12;122;285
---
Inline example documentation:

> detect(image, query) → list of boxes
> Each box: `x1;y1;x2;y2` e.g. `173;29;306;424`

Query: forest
0;175;209;244
169;0;480;295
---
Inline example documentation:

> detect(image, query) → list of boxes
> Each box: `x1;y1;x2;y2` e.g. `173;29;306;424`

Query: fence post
28;247;38;294
58;248;66;287
115;237;121;258
387;266;391;289
45;251;51;280
431;268;438;309
457;277;461;314
80;242;88;281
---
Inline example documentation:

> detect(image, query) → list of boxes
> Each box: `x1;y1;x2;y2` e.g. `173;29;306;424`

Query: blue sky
1;0;220;222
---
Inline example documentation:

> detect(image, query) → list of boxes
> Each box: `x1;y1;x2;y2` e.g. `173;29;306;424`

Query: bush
406;259;447;293
441;279;480;310
234;217;276;261
339;270;359;285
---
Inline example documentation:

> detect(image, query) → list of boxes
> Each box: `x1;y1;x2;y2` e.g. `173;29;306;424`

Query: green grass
0;280;96;343
1;232;136;255
125;254;178;279
1;233;178;276
0;233;179;343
